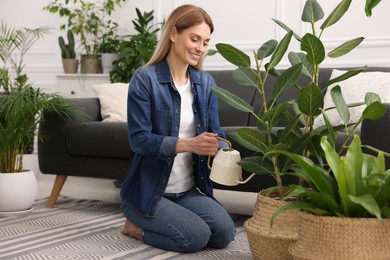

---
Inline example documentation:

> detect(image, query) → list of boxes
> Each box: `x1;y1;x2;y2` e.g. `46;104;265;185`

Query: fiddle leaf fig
328;37;365;58
210;86;254;113
216;43;250;67
301;33;325;65
232;67;260;88
320;0;352;30
298;82;323;117
257;39;278;60
301;0;324;23
268;30;293;70
330;85;350;126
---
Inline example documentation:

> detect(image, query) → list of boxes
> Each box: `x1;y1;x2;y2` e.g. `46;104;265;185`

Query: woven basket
290;212;390;260
244;189;301;260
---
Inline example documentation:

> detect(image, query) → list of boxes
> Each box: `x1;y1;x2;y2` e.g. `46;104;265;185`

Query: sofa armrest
37;98;103;175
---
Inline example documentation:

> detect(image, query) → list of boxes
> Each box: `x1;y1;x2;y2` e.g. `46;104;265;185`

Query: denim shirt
120;58;228;217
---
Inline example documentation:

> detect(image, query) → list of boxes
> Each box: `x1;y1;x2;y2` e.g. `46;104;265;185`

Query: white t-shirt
165;78;196;193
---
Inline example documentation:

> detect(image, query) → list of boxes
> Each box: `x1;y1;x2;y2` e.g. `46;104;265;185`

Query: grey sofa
38;67;390;208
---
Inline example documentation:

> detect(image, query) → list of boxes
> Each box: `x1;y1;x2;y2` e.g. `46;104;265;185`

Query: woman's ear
169;26;177;43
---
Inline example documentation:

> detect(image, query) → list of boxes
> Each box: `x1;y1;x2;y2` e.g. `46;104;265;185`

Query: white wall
1;0;389;92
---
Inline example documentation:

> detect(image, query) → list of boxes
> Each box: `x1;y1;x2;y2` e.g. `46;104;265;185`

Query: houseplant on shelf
43;0;128;74
0;21;86;213
97;20;120;74
59;29;78;73
209;0;385;258
110;8;160;83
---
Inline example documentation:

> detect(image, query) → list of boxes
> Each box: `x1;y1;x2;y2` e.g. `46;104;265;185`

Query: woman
120;4;236;253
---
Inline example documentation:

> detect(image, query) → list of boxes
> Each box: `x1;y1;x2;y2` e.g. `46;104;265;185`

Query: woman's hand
176;132;218;156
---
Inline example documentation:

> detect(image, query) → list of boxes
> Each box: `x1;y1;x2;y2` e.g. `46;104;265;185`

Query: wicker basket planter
244;189;301;260
290;212;390;260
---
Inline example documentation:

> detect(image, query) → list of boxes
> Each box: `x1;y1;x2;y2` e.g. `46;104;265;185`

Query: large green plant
271;134;390;222
0;87;85;173
110;8;160;83
0;21;49;92
0;21;87;173
210;0;385;195
43;0;127;56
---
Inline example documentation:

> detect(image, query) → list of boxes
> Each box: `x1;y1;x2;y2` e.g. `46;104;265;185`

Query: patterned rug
0;197;252;259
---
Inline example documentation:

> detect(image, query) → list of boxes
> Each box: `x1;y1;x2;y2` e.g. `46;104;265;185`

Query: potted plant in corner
271;133;390;259
43;0;128;74
59;29;78;73
0;21;86;213
209;0;384;258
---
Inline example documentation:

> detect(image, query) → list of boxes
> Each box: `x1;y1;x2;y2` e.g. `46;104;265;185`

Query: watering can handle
207;137;232;170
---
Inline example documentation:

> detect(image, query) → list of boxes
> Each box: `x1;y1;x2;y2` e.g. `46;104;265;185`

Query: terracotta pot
80;55;102;74
290;212;390;260
62;59;79;74
244;189;301;260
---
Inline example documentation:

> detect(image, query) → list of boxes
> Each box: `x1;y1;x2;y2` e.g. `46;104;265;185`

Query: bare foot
121;219;143;241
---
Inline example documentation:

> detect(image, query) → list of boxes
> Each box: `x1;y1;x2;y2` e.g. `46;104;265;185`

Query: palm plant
0;21;87;173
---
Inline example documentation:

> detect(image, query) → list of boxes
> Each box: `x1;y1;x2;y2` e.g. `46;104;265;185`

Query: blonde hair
146;4;214;70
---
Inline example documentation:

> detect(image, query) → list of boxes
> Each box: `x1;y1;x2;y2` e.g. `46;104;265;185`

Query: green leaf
363;101;386;121
348;194;382;220
207;49;218;56
301;0;324;23
328;37;364;58
263;103;290;128
268;31;293;70
301;33;325;65
288;52;313;77
236;128;266;150
297;82;323;117
365;0;382;17
228;131;264;153
272;19;301;41
330;85;350;126
257;39;278;60
232;67;260;88
237;156;274;175
216;43;251;67
272;63;303;100
364;92;381;105
271;149;337;200
210;86;254;113
320;135;341;179
337;158;354;216
320;0;352;30
326;67;367;87
345;135;363;196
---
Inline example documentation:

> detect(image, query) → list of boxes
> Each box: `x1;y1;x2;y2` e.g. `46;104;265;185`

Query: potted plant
209;0;384;258
59;29;79;73
110;8;160;83
271;134;390;259
0;21;86;213
97;20;120;74
43;0;127;74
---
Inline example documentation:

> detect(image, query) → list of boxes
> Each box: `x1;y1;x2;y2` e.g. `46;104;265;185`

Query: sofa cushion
314;69;390;132
66;122;130;159
92;83;128;122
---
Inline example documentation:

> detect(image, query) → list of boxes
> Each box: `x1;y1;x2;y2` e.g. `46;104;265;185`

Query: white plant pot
101;53;120;74
0;170;37;212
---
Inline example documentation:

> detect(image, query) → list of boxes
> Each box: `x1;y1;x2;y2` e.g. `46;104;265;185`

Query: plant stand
244;189;301;260
289;212;390;260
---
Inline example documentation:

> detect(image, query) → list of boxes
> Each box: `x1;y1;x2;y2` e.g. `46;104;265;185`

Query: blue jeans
121;188;236;252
